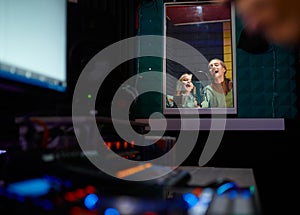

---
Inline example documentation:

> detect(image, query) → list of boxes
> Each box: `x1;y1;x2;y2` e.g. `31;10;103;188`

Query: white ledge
135;118;285;131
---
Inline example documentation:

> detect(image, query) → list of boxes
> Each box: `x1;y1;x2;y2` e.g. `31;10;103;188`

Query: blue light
7;178;51;197
228;190;238;199
16;195;26;203
104;208;120;215
40;199;54;211
84;193;99;210
183;192;198;208
0;149;6;154
241;189;252;199
216;182;236;195
62;179;73;189
189;188;214;215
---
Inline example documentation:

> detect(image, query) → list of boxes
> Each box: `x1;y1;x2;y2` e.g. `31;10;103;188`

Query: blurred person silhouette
219;2;300;215
220;0;300;46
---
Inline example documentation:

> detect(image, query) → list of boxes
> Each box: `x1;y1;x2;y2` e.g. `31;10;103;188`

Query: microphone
193;70;211;86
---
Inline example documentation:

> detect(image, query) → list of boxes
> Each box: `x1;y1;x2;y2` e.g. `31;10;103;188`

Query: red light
106;142;112;149
85;185;96;194
64;192;76;202
124;141;128;149
131;141;135;148
70;206;97;215
192;187;203;197
143;212;158;215
75;188;86;198
116;141;121;150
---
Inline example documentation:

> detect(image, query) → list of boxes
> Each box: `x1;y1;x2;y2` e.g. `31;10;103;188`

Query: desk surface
177;166;262;214
179;166;256;187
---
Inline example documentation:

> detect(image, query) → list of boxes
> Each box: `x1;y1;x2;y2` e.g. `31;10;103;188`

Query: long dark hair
209;58;233;95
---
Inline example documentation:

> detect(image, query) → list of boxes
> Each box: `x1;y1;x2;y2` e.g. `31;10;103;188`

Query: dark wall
67;0;137;93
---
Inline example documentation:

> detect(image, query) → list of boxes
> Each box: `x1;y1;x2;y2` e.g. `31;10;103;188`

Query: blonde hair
176;73;195;95
178;73;193;82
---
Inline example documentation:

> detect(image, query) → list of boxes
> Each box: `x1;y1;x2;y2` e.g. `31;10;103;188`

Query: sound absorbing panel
134;0;297;119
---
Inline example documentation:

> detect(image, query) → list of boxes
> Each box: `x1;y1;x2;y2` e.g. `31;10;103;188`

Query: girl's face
208;59;226;79
180;75;193;92
181;76;191;85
